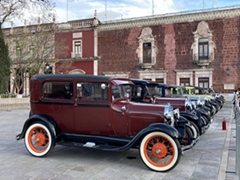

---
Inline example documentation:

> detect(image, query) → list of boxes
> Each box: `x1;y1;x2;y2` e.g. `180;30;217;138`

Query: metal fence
0;96;30;110
231;94;240;179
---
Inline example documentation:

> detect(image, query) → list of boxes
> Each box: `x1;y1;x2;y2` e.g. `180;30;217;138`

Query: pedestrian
238;88;240;102
232;89;238;118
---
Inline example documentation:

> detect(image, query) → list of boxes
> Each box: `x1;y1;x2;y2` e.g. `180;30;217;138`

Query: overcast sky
53;0;240;23
3;0;240;28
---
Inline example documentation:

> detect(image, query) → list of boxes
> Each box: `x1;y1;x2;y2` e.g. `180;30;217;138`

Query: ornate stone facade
97;7;240;93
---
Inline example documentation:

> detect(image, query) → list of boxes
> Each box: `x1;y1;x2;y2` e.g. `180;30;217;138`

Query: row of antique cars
16;74;225;172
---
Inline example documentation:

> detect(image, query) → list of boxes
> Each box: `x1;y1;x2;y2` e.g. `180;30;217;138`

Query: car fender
175;116;189;137
180;111;203;134
16;114;57;141
180;111;200;125
110;123;181;152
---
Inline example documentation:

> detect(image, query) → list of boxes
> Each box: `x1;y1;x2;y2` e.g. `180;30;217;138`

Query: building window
75;41;82;54
71;40;82;58
198;77;209;88
191;21;215;67
143;42;151;63
180;78;190;86
136;27;157;69
156;78;164;83
199;39;209;60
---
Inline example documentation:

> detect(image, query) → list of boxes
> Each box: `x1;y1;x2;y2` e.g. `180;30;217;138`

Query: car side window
131;85;142;100
77;82;108;102
165;89;171;97
42;81;73;99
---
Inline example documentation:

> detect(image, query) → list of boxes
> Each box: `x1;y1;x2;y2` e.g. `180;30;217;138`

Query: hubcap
34;133;46;146
152;143;167;158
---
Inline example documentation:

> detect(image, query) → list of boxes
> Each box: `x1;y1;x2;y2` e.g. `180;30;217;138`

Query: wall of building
3;8;240;94
97;9;240;93
55;29;95;59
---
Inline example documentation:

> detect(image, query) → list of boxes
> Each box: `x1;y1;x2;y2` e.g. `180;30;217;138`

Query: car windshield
169;86;184;96
147;85;161;96
183;87;195;95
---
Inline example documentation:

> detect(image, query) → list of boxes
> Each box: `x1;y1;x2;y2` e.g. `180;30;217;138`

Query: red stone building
97;7;240;93
3;7;240;94
54;18;99;75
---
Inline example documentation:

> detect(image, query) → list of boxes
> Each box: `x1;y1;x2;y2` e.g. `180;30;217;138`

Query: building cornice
97;6;240;31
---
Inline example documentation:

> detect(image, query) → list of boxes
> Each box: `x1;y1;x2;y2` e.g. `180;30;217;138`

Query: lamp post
44;62;52;74
226;67;230;76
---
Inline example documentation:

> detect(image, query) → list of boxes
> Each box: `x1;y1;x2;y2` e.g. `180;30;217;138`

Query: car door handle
121;105;126;115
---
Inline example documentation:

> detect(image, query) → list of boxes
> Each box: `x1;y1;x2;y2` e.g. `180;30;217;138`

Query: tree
6;18;68;94
0;0;54;27
0;0;58;95
0;27;10;94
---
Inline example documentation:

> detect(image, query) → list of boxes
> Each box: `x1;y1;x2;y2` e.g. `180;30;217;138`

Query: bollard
222;119;227;130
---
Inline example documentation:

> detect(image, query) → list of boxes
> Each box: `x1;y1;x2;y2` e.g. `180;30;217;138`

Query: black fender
209;101;219;111
175;116;189;137
196;108;208;116
215;98;223;108
203;106;211;113
102;123;181;152
180;111;202;134
195;108;211;124
16;114;58;141
180;111;200;126
205;102;216;115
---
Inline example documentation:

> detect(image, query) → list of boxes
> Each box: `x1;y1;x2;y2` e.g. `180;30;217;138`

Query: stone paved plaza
0;98;238;180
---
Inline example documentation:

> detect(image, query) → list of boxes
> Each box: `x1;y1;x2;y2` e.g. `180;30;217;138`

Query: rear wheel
139;131;181;172
24;122;56;157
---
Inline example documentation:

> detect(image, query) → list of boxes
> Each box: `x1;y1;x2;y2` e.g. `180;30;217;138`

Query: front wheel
181;124;194;146
24;122;56;157
139;131;181;172
188;121;200;139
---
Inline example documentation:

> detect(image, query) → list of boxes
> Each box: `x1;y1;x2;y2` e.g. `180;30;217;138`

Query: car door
74;81;112;135
40;81;75;132
110;99;129;136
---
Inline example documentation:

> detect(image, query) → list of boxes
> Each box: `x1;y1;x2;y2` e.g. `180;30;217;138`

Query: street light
226;67;230;76
44;62;52;74
45;62;50;70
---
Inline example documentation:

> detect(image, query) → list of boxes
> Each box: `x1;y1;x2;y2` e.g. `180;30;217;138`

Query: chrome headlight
191;101;197;109
173;108;180;119
185;99;192;111
164;103;174;120
197;98;201;106
210;95;215;100
197;98;205;106
200;100;205;106
204;96;210;102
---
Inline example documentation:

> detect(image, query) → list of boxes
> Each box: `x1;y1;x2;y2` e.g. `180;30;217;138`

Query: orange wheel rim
182;131;189;146
28;126;49;153
144;135;175;167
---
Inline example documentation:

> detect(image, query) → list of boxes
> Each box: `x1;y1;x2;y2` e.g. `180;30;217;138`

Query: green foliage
0;94;16;98
0;27;11;94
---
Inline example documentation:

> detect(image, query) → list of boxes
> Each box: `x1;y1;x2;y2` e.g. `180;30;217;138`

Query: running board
181;136;200;154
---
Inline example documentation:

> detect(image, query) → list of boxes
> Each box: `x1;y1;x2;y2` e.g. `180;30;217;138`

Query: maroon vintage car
16;74;190;172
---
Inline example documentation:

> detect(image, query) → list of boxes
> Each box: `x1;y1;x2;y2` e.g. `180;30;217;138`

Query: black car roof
32;74;114;82
157;83;169;87
131;79;158;85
